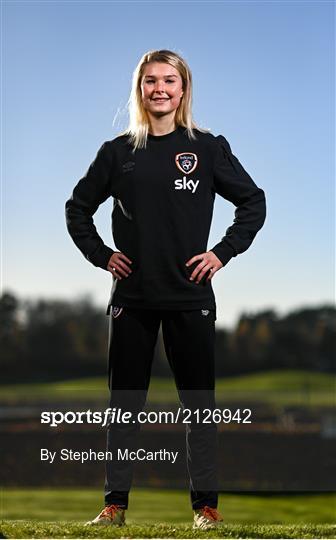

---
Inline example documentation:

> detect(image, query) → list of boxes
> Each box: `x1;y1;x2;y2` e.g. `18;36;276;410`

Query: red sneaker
193;505;223;529
85;504;126;526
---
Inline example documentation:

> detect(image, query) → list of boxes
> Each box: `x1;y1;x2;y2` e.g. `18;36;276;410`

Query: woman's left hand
185;251;223;284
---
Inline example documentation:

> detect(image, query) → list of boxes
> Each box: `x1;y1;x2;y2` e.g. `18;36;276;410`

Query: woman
65;49;266;529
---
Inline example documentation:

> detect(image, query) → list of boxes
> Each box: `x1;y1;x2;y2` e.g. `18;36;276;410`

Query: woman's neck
148;113;177;136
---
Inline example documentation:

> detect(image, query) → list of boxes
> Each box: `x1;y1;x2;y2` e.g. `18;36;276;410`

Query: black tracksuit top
65;126;266;313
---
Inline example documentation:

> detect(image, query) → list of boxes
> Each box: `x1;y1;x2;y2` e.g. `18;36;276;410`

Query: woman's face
140;62;184;119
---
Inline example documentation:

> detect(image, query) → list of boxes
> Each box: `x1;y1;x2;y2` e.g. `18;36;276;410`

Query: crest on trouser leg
112;306;123;318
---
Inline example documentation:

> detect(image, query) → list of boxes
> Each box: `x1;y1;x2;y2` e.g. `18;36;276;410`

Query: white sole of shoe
193;523;216;530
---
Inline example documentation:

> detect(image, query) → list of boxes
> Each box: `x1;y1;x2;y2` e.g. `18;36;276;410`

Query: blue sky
2;0;334;328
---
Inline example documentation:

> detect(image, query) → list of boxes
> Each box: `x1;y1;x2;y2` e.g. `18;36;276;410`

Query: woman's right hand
107;252;132;279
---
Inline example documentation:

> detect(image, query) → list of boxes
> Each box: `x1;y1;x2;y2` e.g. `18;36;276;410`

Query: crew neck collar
147;125;184;141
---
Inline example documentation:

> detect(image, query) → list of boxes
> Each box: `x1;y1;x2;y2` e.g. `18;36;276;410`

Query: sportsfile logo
174;152;199;193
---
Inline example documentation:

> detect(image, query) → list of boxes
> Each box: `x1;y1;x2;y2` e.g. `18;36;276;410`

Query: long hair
120;49;209;151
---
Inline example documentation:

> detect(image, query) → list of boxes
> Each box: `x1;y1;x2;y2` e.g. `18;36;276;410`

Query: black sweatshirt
65;126;266;313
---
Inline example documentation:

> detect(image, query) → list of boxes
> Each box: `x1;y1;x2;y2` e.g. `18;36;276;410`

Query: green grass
1;370;335;407
0;488;335;538
1;521;335;538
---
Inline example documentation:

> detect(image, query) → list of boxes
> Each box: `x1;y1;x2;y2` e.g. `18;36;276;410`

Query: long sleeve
65;141;115;271
210;135;266;267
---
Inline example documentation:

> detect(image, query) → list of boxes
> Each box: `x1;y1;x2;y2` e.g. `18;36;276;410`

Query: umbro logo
122;161;135;173
201;310;210;316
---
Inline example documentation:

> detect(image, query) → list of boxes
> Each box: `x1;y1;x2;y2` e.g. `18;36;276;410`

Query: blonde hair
120;49;209;151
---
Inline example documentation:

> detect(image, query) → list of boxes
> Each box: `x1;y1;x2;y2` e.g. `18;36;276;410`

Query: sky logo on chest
174;152;199;193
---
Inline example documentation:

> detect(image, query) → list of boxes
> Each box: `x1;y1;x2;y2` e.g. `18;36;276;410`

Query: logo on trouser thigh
112;306;123;318
201;310;210;316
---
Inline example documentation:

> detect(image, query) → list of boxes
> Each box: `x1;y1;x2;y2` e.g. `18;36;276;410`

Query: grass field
1;370;335;407
1;488;335;538
1;521;335;538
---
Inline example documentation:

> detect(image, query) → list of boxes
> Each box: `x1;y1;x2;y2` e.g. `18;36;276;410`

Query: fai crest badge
111;306;123;318
175;153;198;175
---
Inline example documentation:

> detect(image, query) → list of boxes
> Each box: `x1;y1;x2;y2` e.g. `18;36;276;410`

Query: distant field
1;488;335;538
0;370;335;407
2;487;336;523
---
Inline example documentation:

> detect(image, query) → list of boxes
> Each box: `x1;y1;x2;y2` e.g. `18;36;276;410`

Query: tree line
0;291;335;383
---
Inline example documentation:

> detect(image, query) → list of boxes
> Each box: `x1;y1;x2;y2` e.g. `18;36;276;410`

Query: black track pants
104;307;218;510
